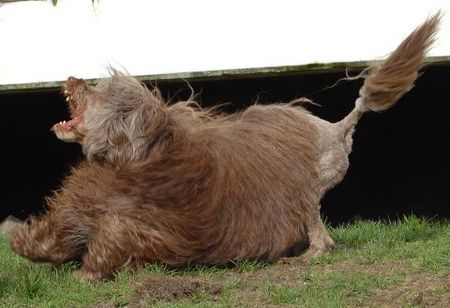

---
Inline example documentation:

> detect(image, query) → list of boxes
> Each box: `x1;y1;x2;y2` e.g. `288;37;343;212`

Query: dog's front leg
10;217;76;264
74;214;147;282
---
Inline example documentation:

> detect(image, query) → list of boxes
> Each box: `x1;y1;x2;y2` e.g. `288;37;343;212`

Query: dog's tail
338;12;441;134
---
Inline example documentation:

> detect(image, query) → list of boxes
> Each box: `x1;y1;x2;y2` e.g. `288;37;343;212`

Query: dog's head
52;71;168;164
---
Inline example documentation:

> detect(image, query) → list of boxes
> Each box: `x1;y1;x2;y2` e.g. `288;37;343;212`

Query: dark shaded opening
1;65;449;223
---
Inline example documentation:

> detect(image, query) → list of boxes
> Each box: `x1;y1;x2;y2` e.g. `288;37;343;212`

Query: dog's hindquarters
280;13;442;266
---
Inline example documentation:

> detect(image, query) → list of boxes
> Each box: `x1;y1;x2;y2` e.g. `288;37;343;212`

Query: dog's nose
67;76;79;84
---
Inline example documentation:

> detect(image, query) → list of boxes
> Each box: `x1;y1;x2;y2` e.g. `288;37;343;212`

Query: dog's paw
73;269;105;283
276;256;309;265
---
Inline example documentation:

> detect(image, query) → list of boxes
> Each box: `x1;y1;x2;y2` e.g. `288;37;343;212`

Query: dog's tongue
51;117;81;131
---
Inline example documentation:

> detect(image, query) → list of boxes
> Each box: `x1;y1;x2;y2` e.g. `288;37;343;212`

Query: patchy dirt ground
130;276;222;306
119;261;449;307
361;272;450;308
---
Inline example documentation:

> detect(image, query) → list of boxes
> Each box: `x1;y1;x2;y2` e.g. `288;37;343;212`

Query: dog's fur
10;14;440;281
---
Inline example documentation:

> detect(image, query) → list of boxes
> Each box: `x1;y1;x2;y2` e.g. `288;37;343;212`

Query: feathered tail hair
360;12;441;111
339;12;442;132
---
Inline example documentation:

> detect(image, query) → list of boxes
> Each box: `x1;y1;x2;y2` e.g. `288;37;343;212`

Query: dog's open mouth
51;89;81;132
51;78;84;133
51;78;86;143
52;117;81;131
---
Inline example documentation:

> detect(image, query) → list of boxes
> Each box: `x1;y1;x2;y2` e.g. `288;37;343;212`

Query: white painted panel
0;0;449;84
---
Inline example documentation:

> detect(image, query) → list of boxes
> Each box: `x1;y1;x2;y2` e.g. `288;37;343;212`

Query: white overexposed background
1;0;449;85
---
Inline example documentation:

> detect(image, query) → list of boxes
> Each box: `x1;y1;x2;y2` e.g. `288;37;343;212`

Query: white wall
1;0;449;84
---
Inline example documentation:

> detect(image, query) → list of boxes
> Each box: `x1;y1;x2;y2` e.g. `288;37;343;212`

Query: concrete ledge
1;56;449;94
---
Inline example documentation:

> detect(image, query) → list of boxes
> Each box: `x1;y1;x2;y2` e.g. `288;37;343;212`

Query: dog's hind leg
278;208;334;264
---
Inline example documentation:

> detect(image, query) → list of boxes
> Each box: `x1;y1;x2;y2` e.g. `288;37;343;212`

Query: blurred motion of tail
339;12;442;133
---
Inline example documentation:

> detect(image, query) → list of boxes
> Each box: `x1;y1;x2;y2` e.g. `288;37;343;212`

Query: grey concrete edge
1;56;449;94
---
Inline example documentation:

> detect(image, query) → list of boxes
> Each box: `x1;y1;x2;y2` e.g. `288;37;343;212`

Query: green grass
321;216;450;271
1;215;448;307
263;268;399;307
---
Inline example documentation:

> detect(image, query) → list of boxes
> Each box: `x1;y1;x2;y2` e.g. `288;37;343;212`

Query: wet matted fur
10;14;441;281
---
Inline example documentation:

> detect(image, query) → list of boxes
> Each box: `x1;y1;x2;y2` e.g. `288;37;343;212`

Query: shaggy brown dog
10;14;440;281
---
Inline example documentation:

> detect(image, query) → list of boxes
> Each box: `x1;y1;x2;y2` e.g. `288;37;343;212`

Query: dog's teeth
64;90;69;94
66;97;70;102
63;120;66;124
